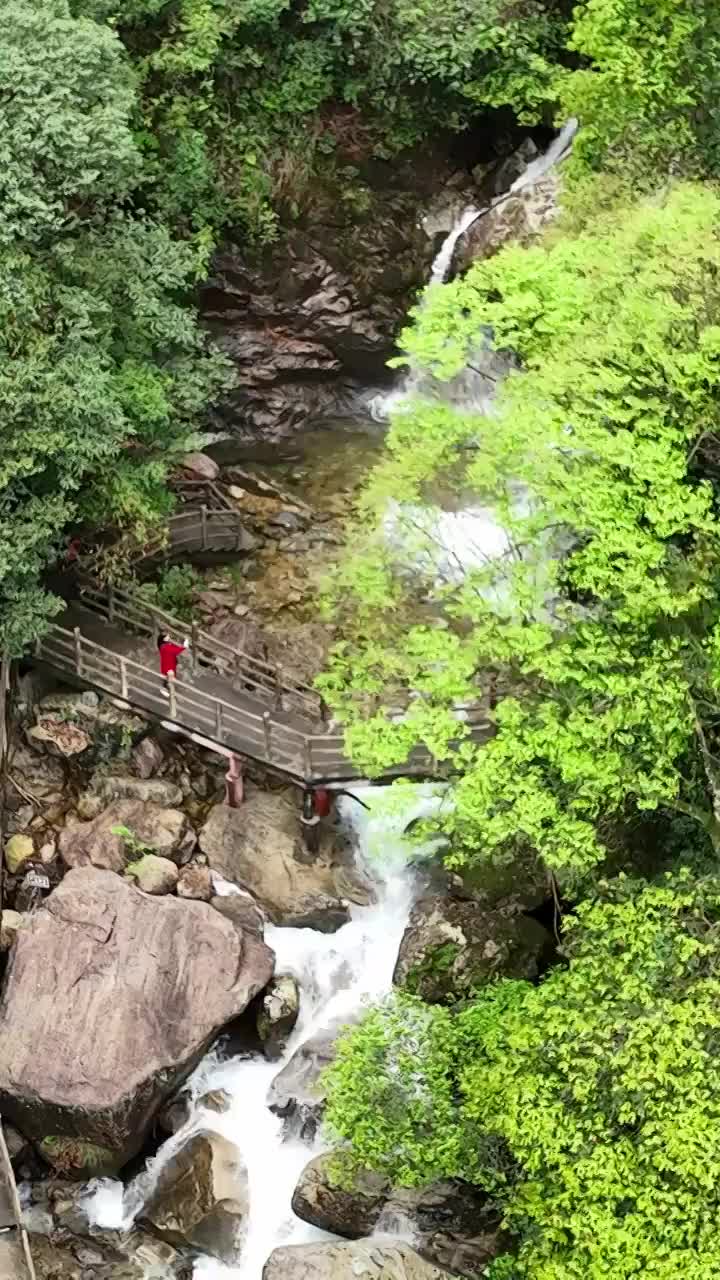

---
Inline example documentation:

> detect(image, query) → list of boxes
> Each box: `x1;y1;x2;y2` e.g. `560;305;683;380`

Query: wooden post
262;711;272;759
119;657;128;700
215;700;224;739
201;504;208;550
303;739;313;780
274;667;284;712
191;620;199;677
169;674;177;719
73;627;83;676
108;583;115;623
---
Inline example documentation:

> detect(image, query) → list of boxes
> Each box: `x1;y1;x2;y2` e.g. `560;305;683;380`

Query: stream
84;787;440;1279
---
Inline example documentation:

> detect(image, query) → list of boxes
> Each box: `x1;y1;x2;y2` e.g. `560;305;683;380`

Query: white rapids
83;786;444;1279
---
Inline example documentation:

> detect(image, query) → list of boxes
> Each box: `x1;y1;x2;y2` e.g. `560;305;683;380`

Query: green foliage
0;1;232;655
0;0;139;246
320;185;720;884
563;0;720;185
110;824;155;862
69;0;567;243
325;872;720;1278
137;564;202;621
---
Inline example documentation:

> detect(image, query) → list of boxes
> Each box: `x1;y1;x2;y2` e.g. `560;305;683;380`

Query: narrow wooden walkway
0;1123;35;1279
35;605;491;784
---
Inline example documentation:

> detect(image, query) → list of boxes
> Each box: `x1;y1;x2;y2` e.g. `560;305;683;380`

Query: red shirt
159;641;185;676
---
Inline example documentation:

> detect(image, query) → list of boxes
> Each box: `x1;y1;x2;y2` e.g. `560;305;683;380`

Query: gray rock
182;451;220;482
0;910;25;951
177;864;213;901
262;1240;454;1280
131;737;165;780
257;974;300;1061
393;896;552;1004
291;1154;388;1238
126;854;179;895
91;775;183;808
0;868;273;1171
140;1130;247;1263
200;794;348;931
211;893;265;937
268;1017;355;1138
59;799;195;873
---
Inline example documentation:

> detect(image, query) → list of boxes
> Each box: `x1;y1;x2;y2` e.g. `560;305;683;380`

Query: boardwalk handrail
0;1121;35;1280
35;623;492;782
76;577;323;720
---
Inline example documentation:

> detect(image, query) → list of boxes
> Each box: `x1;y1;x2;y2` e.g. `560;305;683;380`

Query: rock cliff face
201;189;434;442
0;868;273;1171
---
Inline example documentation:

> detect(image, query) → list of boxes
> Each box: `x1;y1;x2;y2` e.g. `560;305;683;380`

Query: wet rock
257;974;300;1061
200;1088;231;1114
7;743;65;802
0;909;24;951
181;451;220;482
157;1093;191;1137
268;1017;355;1138
140;1130;248;1264
0;868;273;1171
59;800;195;873
263;1239;454;1280
131;737;165;780
177;863;213;901
202;187;432;443
90;776;183;808
199;794;348;932
387;1179;507;1277
291;1154;388;1238
211;892;265;937
453;170;562;273
27;1232;150;1279
393;896;552;1004
126;854;179;895
4;833;34;874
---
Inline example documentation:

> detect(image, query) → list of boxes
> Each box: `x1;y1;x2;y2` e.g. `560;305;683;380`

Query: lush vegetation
326;872;720;1279
320;184;720;885
314;6;720;1278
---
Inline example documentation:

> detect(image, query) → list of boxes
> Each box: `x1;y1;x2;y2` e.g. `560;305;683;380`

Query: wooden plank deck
35;606;492;784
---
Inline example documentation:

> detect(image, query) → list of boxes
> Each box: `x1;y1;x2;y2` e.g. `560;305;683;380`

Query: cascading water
83;786;443;1279
368;118;578;424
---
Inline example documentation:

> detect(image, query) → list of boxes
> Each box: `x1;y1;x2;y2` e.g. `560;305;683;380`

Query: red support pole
224;754;244;807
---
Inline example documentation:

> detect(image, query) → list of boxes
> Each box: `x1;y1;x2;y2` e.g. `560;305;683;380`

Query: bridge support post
224;754;244;808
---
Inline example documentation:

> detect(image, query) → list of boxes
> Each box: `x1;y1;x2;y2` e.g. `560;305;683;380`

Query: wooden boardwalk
35;603;491;784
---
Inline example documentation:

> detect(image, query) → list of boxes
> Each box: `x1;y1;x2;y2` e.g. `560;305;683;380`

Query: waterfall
82;786;443;1279
368;119;577;424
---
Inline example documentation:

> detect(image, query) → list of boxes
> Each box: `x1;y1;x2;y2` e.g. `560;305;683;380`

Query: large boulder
289;1161;505;1278
393;896;552;1004
263;1240;454;1280
89;776;184;809
0;868;273;1171
199;794;348;931
291;1154;388;1238
140;1130;247;1263
257;974;300;1061
59;800;195;873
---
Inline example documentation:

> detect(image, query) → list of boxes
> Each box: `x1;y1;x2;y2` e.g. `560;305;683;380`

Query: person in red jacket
157;633;189;697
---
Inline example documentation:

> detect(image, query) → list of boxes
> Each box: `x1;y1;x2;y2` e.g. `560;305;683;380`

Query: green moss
39;1135;116;1176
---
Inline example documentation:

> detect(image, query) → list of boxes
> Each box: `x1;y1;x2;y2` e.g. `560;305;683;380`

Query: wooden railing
0;1121;36;1279
76;578;323;720
34;624;492;783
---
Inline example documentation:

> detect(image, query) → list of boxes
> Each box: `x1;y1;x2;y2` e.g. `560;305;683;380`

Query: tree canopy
0;0;230;654
325;871;720;1279
319;184;720;885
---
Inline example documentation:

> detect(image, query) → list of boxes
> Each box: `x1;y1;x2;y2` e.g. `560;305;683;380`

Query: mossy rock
38;1135;117;1178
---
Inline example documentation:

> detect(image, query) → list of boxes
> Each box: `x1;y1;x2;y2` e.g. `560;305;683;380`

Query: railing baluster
215;700;223;738
201;504;208;550
74;627;83;676
119;657;128;700
262;711;272;759
169;676;177;718
191;621;199;677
